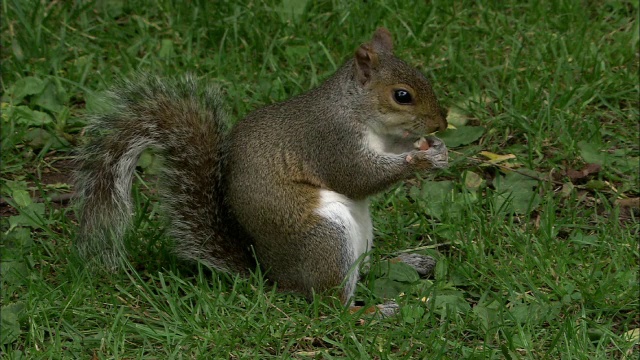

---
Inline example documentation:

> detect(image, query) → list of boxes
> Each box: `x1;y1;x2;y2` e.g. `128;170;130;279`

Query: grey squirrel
75;28;448;306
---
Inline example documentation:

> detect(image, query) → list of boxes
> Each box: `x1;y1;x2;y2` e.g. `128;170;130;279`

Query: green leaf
159;39;174;58
508;302;561;325
8;203;45;231
1;302;25;345
472;299;501;331
370;261;419;283
473;304;498;331
437;126;485;148
1;227;34;260
569;232;599;246
501;344;515;360
493;171;541;214
585;180;607;191
276;0;309;23
401;304;425;323
11;105;54;126
615;155;639;175
387;262;420;283
512;332;532;348
372;278;408;299
432;293;471;314
370;261;420;299
24;128;69;149
32;81;67;113
11;189;32;208
577;141;610;165
0;261;29;287
12;77;45;101
84;91;110;113
410;180;466;220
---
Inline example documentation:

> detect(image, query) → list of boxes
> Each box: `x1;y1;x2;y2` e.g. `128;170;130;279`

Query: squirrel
75;28;449;306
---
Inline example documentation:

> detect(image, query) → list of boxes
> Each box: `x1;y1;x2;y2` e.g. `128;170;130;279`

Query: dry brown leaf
565;163;601;183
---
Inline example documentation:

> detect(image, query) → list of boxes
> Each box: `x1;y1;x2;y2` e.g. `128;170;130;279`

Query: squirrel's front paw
406;136;448;170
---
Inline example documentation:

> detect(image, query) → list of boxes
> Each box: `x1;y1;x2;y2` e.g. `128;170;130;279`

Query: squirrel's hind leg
311;190;373;304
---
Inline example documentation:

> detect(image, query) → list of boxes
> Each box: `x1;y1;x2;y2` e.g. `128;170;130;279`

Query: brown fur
75;28;448;303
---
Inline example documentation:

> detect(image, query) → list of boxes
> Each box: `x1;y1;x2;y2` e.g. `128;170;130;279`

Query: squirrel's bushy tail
75;75;254;273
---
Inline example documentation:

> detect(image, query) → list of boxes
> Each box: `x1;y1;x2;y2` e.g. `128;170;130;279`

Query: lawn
1;0;638;358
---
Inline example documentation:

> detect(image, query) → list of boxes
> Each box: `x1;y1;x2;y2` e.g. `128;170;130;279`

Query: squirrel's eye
393;89;413;104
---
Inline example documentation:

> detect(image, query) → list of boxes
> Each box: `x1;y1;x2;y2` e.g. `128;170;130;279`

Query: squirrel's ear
354;44;378;85
371;27;394;53
354;28;394;85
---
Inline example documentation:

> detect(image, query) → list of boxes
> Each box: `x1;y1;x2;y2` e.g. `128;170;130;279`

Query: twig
0;192;76;207
394;243;452;254
449;149;564;186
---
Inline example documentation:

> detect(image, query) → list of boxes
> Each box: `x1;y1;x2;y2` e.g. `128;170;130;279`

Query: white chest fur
315;190;373;264
366;130;389;154
365;129;412;155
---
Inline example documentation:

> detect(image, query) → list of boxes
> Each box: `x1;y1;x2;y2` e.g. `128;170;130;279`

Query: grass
1;0;639;358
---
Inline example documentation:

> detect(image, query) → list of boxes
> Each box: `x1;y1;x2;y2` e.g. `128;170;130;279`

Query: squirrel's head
354;28;448;137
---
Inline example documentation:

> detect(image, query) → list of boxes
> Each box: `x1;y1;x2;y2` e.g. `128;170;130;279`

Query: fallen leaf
623;327;639;343
615;198;640;209
463;170;484;191
624;328;640;357
565;163;601;183
583;163;602;174
446;106;468;127
615;197;640;219
445;95;494;128
479;151;517;164
585;180;607;191
295;351;322;357
559;182;574;198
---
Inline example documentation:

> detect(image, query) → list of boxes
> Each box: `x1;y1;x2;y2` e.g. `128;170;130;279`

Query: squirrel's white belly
316;190;373;264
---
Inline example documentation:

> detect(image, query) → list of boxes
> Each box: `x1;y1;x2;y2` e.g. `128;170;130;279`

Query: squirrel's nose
426;116;448;134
